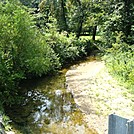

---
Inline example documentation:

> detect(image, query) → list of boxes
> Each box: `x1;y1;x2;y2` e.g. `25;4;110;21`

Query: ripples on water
5;72;96;134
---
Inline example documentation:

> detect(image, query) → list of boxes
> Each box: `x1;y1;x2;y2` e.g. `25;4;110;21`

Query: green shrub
103;43;134;89
47;32;88;64
44;20;87;65
0;0;60;104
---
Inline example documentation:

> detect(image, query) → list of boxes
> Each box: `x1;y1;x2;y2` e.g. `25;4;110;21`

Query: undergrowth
103;43;134;91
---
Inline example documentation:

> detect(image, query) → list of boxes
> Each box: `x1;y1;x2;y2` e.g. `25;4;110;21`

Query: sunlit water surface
5;69;96;134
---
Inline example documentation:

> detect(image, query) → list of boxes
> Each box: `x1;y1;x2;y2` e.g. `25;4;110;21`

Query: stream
5;67;95;134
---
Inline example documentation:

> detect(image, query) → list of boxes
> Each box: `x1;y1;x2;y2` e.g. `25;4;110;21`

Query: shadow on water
4;71;97;134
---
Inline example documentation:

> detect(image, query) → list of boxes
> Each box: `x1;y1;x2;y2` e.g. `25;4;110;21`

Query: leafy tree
0;0;60;104
101;0;134;46
66;0;86;37
32;0;68;32
101;0;134;89
44;18;87;64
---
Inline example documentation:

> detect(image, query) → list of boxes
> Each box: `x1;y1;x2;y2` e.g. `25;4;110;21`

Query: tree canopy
0;0;133;105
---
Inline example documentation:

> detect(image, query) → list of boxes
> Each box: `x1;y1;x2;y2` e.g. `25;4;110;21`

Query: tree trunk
76;17;83;38
92;25;97;40
76;0;83;38
61;0;68;31
124;0;131;36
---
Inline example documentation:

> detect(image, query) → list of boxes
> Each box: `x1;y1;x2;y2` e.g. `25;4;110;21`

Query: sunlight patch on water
5;72;97;134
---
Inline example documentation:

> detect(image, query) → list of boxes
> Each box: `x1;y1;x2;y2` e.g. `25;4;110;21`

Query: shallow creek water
5;68;96;134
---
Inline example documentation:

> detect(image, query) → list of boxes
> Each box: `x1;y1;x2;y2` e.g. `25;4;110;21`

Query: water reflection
5;73;96;134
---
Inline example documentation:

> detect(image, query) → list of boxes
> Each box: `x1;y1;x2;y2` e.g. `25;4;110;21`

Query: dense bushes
42;17;88;65
103;40;134;89
100;0;134;90
0;0;61;104
45;28;87;64
0;0;89;105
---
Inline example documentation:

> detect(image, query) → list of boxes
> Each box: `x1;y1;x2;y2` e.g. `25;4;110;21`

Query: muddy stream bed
4;58;97;134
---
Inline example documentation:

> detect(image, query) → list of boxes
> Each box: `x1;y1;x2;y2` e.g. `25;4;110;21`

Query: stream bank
4;56;134;134
66;56;134;134
4;66;96;134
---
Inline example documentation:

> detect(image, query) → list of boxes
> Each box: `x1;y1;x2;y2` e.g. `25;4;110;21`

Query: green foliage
100;0;134;90
45;21;87;64
1;0;132;105
0;0;91;105
103;42;134;89
0;0;60;104
101;0;134;46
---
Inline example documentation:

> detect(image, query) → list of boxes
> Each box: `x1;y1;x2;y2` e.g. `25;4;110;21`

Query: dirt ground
65;57;134;134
